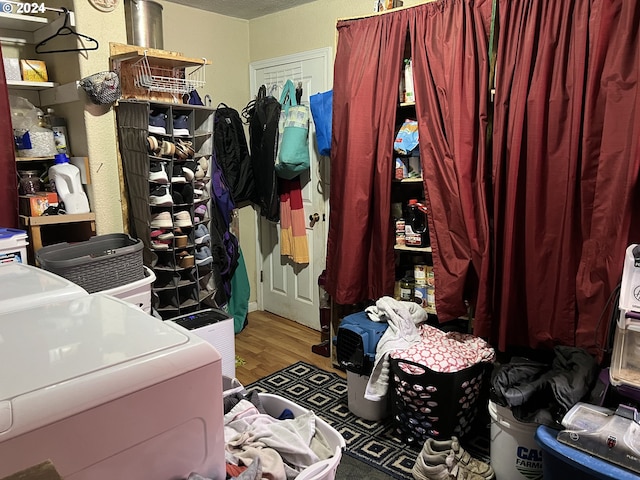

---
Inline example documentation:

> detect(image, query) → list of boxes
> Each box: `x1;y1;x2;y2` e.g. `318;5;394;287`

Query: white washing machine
0;294;225;480
0;263;87;312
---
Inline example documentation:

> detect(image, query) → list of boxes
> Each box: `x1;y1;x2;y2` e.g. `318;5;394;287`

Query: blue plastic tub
535;424;639;479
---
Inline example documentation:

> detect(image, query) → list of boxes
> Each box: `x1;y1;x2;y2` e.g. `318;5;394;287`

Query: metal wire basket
133;52;206;95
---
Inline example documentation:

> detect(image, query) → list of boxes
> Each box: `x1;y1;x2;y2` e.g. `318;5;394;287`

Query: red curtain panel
409;0;493;323
326;11;408;304
491;0;640;356
0;49;19;229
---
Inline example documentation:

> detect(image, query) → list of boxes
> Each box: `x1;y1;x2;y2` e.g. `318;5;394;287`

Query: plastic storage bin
390;357;487;443
258;393;345;480
100;266;155;313
0;228;28;265
535;424;639;479
36;233;144;293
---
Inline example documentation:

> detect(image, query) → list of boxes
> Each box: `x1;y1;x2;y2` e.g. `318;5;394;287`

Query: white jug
48;154;90;214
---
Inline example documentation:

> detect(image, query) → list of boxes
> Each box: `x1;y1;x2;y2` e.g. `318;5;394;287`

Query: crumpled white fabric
364;296;427;401
223;399;333;480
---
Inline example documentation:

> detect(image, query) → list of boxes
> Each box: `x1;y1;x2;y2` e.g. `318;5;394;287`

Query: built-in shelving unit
0;10;79;104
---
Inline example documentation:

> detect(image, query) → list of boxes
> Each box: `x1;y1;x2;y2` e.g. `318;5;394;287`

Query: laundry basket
390;357;488;444
36;234;144;293
258;393;345;480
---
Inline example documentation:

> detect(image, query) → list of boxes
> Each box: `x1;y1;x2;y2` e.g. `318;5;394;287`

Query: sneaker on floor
149;162;169;183
420;437;495;479
194;224;210;245
195;246;213;266
171;165;186;184
150;211;173;229
149;111;167;135
413;452;486;480
173;210;192;228
149;185;173;206
173;114;190;136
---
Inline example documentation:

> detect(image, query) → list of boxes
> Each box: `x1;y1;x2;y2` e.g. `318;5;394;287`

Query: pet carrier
335;311;388;375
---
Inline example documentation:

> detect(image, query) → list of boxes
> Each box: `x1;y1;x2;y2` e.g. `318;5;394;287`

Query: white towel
364;296;427;401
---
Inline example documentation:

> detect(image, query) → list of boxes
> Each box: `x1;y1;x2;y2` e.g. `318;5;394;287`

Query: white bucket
489;400;543;480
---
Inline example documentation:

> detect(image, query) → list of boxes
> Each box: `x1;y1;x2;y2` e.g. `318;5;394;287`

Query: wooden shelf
393;176;422;183
400;101;416;107
21;212;95;226
109;43;212;69
395;244;432;253
15;156;56;162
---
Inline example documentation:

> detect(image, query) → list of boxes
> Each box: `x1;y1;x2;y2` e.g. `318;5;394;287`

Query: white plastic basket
133;52;205;95
100;266;155;313
258;393;345;480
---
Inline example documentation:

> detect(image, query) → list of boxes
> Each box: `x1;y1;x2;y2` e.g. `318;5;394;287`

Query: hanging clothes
279;178;309;264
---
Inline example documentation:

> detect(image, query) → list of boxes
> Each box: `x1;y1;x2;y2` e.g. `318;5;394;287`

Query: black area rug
246;361;491;480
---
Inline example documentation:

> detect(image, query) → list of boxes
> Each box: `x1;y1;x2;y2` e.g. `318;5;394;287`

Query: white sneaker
149;186;173;207
420;437;494;479
412;452;486;480
173;210;192;228
149;162;169;184
150;211;173;229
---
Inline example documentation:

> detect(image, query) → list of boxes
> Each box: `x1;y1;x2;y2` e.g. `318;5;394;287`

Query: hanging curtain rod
2;1;66;13
337;0;433;22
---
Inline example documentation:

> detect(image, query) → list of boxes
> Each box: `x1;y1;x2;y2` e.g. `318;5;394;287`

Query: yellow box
20;59;48;82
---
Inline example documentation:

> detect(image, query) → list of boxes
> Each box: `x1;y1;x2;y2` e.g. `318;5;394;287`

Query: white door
250;48;332;330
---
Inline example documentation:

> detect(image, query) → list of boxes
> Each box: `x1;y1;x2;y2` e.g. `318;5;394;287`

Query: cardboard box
20;60;48;82
19;193;58;217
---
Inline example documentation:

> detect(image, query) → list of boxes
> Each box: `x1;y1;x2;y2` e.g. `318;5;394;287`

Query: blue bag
310;89;333;156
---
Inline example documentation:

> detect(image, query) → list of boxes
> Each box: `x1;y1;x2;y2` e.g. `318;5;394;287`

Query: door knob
309;213;320;227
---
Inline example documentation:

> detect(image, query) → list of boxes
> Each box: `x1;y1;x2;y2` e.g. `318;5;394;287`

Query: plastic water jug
48;154;90;214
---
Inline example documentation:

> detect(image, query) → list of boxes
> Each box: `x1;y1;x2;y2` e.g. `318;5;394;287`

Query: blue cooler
535;425;639;479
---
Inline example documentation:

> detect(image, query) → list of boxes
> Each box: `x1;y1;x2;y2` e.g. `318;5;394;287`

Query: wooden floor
234;310;346;386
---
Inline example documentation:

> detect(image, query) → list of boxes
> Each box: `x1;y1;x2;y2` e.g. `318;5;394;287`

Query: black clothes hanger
35;8;99;54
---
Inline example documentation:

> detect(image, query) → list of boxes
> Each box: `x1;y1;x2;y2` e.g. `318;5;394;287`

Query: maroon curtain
326;11;408;303
0;49;19;229
409;0;493;323
491;0;640;356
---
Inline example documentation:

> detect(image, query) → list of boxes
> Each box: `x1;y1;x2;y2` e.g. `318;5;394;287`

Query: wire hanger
35;8;99;54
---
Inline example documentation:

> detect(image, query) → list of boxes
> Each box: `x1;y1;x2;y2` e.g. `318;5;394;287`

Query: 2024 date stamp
1;2;46;14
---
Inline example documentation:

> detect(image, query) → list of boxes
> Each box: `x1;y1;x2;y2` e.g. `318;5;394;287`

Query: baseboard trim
248;301;258;312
